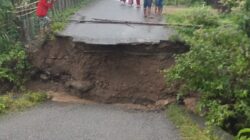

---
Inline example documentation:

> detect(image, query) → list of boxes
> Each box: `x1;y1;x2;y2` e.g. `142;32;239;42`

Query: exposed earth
27;36;188;106
25;0;189;106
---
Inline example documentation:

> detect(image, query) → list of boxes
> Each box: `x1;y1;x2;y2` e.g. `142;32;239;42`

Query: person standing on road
155;0;163;15
36;0;57;32
128;0;141;8
144;0;152;17
120;0;126;4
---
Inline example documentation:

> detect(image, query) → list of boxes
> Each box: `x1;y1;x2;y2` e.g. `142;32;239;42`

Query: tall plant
165;6;250;135
0;0;28;88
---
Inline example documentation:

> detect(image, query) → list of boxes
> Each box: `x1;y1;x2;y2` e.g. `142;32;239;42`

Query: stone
65;80;94;93
184;97;198;113
156;100;170;106
155;99;176;107
40;74;49;81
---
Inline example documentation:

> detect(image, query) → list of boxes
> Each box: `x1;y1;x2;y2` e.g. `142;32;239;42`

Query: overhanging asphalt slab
59;0;174;45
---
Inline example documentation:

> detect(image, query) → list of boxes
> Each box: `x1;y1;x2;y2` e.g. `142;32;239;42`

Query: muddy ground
27;36;188;105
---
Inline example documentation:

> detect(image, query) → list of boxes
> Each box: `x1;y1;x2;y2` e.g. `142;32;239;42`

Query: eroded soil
27;36;188;105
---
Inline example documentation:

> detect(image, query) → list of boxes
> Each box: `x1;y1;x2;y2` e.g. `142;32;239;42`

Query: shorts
144;0;152;8
155;0;163;8
38;16;51;28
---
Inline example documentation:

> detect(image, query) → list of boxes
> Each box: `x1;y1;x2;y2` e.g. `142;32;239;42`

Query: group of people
120;0;164;17
36;0;164;32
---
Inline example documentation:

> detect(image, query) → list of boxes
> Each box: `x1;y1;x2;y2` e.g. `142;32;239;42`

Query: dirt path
0;102;180;140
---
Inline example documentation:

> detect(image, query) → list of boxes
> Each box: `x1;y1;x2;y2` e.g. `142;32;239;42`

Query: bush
166;105;218;140
0;37;27;87
0;1;28;88
0;103;6;113
167;7;219;26
165;0;205;6
236;128;250;140
165;6;250;135
0;92;48;113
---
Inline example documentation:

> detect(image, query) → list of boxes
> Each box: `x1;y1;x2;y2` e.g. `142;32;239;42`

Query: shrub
0;92;48;113
165;0;205;6
236;128;250;140
165;6;250;135
0;36;28;87
0;103;6;113
0;1;28;88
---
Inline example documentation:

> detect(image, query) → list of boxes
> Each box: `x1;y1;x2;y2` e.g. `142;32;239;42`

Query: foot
148;15;154;19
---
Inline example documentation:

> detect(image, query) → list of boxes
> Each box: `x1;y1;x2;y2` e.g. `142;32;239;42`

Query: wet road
59;0;174;44
0;102;180;140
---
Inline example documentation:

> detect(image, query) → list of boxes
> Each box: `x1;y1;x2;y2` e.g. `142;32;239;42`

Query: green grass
51;0;91;33
166;105;218;140
0;91;48;113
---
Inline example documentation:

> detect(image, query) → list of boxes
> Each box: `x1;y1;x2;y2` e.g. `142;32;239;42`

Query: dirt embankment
27;36;188;105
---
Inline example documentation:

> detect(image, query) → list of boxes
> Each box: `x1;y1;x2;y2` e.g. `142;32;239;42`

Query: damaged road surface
59;0;174;44
28;37;188;105
0;0;189;140
28;0;188;105
0;102;180;140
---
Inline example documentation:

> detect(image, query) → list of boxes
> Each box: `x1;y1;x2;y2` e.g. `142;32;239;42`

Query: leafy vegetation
0;0;90;89
0;92;48;113
0;1;28;88
51;0;90;33
236;128;250;140
166;105;218;140
165;0;205;6
164;0;250;136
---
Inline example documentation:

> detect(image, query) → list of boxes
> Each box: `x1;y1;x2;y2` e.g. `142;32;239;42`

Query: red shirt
36;0;53;17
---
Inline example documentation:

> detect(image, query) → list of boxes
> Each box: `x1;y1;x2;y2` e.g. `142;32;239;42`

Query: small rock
158;42;168;49
40;74;49;81
155;99;170;106
45;70;51;75
184;97;198;113
65;80;94;93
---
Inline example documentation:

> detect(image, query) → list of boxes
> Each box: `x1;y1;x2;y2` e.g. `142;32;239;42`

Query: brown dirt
0;81;14;95
184;97;198;113
27;36;188;105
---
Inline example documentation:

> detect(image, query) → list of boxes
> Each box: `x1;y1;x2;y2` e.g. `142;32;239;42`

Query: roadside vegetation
0;92;48;114
166;105;218;140
0;0;28;89
164;0;250;138
51;0;90;33
0;0;90;112
1;0;90;91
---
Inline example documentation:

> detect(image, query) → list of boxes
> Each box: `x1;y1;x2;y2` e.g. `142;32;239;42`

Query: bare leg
159;8;163;15
144;8;147;17
128;0;133;5
137;0;140;5
148;7;151;17
120;0;126;4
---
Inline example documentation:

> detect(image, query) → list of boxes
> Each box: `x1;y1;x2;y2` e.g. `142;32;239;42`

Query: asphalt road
0;102;180;140
60;0;174;44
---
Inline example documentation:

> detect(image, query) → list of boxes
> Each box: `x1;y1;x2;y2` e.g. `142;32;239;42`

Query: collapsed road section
27;36;188;105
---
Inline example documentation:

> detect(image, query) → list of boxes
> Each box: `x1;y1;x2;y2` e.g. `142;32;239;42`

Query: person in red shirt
36;0;56;31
